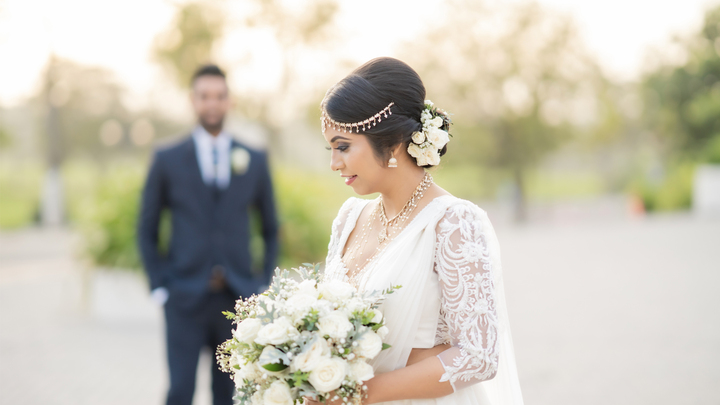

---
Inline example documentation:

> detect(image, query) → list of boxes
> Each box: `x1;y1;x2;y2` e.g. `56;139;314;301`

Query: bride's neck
379;168;427;218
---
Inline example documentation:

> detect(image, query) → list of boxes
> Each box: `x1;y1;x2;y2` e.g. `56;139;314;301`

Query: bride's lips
342;175;357;185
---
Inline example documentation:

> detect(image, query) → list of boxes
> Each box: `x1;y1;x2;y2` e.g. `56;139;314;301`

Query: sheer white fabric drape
324;196;523;405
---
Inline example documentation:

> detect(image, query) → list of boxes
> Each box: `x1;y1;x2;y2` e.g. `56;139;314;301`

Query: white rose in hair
376;325;389;339
423;147;441;166
255;316;297;345
424;99;434;107
411;131;425;144
407;143;428;166
317;310;353;339
318;280;355;302
427;128;449;149
263;380;294;405
355;331;383;358
430;116;444;128
308;357;348;392
348;360;374;382
234;318;262;343
292;338;331;372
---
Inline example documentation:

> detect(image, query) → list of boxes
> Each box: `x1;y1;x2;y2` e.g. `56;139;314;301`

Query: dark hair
322;57;447;168
191;64;226;86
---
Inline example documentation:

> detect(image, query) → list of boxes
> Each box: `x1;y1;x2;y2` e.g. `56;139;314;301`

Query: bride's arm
364;353;454;403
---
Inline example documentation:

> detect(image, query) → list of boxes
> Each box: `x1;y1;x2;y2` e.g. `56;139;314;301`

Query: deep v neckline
338;195;453;277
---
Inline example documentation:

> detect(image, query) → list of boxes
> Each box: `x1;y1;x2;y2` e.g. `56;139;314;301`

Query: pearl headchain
321;102;394;133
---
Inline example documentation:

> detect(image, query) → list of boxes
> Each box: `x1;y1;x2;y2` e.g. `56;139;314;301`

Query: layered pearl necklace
343;172;433;287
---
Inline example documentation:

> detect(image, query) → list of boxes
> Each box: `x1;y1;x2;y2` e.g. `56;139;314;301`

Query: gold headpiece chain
321;102;394;133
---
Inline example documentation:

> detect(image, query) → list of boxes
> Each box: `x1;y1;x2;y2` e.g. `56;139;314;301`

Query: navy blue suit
138;135;278;405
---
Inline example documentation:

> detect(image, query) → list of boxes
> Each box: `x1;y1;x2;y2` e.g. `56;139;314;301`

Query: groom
138;64;279;405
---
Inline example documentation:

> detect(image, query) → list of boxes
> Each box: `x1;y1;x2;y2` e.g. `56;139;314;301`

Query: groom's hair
191;64;226;87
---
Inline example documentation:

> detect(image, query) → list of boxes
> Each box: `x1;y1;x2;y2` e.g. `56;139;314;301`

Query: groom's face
191;75;230;133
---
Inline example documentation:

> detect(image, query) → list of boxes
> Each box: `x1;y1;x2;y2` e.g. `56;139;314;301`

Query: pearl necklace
343;172;434;287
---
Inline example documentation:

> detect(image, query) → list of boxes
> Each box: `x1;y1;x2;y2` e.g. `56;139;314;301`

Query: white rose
233;361;261;388
430;116;444;128
341;297;366;315
234;318;262;343
263;380;294;405
231;147;251;175
376;326;389;339
318;280;355;303
423;147;441;166
255;316;297;345
411;131;425;144
251;391;264;405
292;338;331;372
355;331;383;359
407;143;426;166
296;280;319;298
424;99;434;107
308;357;347;392
348;360;374;382
317;311;354;339
284;292;318;320
370;309;383;324
427;128;449;149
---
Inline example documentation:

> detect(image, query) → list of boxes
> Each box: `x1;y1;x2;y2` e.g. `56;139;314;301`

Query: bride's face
323;127;387;195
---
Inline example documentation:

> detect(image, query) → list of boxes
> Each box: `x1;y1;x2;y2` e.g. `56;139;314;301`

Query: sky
0;0;718;108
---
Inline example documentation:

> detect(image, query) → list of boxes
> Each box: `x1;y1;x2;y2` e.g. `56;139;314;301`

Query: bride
315;57;524;405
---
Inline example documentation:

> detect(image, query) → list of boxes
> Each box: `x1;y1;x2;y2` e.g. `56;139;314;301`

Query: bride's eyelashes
325;144;350;152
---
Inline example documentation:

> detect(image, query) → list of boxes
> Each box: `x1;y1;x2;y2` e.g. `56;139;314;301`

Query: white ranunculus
411;131;425;144
292;338;331;372
296;280;319;298
317;310;354;339
348;360;374;382
376;325;389;340
423;147;441;166
308;357;348;392
427;127;450;149
263;380;294;405
234;318;262;343
355;331;383;359
255;316;297;345
317;280;355;303
370;309;383;324
430;116;444;128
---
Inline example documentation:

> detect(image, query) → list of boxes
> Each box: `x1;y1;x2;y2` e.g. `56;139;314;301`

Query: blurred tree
232;0;340;150
402;1;608;222
641;5;720;162
0;125;12;149
153;1;225;88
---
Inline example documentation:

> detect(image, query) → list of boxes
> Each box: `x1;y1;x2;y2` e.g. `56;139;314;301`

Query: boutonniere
231;147;251;175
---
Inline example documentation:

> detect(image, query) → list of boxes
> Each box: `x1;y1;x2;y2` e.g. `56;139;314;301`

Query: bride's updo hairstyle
321;57;447;168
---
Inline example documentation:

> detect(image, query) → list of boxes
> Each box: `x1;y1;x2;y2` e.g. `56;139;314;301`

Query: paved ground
0;213;718;405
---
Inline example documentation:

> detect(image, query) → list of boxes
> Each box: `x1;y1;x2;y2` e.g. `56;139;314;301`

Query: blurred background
1;0;719;404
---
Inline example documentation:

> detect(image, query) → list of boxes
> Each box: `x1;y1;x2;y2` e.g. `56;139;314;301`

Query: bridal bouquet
217;264;399;405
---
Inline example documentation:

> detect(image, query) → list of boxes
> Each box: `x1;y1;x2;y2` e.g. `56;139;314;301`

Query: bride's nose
330;153;344;172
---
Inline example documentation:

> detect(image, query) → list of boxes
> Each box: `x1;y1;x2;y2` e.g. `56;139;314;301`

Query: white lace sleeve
325;198;358;264
434;203;499;391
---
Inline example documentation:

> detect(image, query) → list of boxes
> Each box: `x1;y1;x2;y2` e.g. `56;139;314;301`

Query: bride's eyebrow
330;136;350;143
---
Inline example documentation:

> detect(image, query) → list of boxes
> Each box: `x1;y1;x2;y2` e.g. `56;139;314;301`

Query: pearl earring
388;152;398;168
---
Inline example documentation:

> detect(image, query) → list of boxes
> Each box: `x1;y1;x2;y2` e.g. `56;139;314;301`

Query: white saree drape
324;195;523;405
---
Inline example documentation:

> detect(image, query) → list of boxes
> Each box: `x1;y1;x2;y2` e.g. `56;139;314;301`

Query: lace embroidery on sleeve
434;203;499;390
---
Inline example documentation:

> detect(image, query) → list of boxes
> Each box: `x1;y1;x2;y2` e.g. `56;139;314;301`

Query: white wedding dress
324;195;524;405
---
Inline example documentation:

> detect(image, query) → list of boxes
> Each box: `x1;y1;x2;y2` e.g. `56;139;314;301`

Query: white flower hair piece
407;100;452;167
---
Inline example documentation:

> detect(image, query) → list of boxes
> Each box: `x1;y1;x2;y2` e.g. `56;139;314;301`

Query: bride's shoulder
433;195;490;220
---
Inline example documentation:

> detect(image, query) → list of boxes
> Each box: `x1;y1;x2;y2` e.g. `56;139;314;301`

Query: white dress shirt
192;126;232;189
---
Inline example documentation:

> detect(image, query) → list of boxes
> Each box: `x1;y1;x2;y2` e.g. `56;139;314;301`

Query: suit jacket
137;135;279;310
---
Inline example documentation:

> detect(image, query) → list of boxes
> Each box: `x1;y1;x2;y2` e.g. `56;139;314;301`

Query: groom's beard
199;117;224;135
